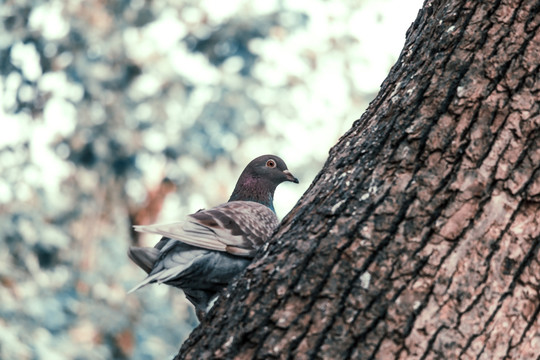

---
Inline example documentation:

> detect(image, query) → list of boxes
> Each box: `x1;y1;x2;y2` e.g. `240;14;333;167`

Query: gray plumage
128;155;298;319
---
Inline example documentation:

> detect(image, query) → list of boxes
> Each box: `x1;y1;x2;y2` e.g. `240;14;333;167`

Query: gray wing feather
127;247;160;274
128;245;208;293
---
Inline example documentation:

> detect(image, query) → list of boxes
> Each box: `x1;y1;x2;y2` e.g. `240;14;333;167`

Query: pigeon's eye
266;159;276;168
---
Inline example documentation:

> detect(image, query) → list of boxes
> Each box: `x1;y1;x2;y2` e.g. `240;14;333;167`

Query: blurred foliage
0;0;421;358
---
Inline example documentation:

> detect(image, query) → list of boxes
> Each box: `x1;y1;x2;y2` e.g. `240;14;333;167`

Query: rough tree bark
176;0;540;359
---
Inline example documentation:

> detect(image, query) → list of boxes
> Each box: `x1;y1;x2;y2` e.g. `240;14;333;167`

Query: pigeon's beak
283;170;299;184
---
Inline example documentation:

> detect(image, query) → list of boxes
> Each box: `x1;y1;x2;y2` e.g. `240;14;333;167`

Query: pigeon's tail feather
128;277;153;294
128;260;193;294
128;247;160;274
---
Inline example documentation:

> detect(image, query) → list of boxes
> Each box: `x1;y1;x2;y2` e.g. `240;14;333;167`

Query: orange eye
266;159;276;168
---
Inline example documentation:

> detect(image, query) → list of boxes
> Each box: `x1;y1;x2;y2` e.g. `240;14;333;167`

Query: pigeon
128;155;298;320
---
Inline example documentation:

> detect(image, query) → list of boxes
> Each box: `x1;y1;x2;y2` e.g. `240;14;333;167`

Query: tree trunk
176;0;540;359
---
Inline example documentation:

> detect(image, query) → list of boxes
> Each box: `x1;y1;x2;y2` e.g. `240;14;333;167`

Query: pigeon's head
229;154;298;209
246;154;299;185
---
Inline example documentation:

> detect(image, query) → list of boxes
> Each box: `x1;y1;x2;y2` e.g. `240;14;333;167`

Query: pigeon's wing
133;201;279;257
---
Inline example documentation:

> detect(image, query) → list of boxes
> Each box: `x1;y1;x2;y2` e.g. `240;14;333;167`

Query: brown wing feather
133;201;279;257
